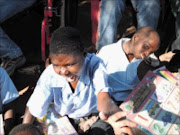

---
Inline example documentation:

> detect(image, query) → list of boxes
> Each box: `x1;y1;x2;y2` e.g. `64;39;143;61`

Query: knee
100;0;125;14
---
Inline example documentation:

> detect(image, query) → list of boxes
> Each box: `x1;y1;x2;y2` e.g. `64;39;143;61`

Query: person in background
96;0;160;51
96;26;176;135
0;0;36;76
0;67;19;135
97;26;160;103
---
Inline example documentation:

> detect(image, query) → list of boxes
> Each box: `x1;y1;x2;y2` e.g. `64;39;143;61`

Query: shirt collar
78;54;91;86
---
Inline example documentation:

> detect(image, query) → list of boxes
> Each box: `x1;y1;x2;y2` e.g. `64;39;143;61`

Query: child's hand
99;111;137;135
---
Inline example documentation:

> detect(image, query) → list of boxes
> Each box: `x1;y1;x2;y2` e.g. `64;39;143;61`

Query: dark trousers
69;116;114;135
87;119;114;135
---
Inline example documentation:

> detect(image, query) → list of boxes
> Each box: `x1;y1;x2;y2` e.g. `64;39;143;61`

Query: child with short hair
23;27;137;135
97;26;160;103
9;124;42;135
96;26;176;135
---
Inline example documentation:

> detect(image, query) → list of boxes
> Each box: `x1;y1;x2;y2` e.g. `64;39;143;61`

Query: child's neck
69;79;79;93
122;40;134;62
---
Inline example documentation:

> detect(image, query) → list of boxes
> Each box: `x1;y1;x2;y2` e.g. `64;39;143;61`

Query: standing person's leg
171;13;180;51
0;28;23;59
131;0;160;29
0;0;37;23
0;0;36;75
96;0;126;51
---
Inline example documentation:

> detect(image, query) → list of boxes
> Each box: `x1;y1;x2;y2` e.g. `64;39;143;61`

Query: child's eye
65;64;74;67
67;64;73;67
53;64;59;67
144;44;150;50
66;62;76;67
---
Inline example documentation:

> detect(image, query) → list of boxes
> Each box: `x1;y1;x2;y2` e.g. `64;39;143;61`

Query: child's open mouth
66;74;77;82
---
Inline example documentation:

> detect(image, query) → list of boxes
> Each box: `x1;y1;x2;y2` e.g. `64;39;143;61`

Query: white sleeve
96;46;109;66
27;74;53;117
92;62;112;95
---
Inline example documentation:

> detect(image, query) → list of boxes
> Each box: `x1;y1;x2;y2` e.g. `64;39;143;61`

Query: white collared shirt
97;38;142;101
27;53;111;119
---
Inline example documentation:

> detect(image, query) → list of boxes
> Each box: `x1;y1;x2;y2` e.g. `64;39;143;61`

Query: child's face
50;53;85;82
132;33;159;59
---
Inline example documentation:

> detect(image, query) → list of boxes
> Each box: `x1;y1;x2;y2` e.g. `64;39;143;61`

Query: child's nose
60;67;68;75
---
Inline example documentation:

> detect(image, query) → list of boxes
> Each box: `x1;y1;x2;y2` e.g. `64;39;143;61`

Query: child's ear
132;33;139;43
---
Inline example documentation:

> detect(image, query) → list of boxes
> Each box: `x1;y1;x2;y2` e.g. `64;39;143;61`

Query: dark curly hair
9;124;42;135
49;27;84;56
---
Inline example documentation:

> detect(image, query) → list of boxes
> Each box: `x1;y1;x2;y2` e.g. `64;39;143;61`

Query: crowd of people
0;0;180;135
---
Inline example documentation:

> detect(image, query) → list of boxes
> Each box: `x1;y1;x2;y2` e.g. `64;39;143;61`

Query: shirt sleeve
27;74;53;118
126;60;141;84
92;61;112;95
96;46;109;66
0;67;19;112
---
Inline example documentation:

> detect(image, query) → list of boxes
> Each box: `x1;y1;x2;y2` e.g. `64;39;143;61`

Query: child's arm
22;107;35;124
97;93;147;135
3;100;17;135
97;92;120;117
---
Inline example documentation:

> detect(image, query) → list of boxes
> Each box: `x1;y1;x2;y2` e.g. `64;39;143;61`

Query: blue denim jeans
0;0;36;58
96;0;161;51
171;13;180;51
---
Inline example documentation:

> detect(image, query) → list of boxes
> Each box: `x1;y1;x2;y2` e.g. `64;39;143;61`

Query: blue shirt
97;38;142;101
27;53;111;119
0;67;19;112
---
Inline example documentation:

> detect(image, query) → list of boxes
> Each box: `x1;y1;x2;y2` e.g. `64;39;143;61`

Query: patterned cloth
36;103;78;135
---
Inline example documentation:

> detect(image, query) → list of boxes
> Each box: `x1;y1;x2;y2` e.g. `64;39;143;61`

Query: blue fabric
27;53;111;119
0;0;36;58
0;67;19;112
97;38;141;101
137;125;153;135
96;0;160;51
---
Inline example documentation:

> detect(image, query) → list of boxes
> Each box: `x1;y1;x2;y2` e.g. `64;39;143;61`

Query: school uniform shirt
0;67;19;112
97;38;142;101
27;53;111;119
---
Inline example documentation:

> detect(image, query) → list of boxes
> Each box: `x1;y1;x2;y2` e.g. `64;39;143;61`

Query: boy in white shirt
23;27;137;135
97;26;160;102
97;26;177;135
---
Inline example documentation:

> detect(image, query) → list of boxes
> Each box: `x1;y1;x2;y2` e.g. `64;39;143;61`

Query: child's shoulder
0;67;7;74
39;64;64;81
85;53;106;74
86;53;104;65
37;64;67;88
41;64;55;75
